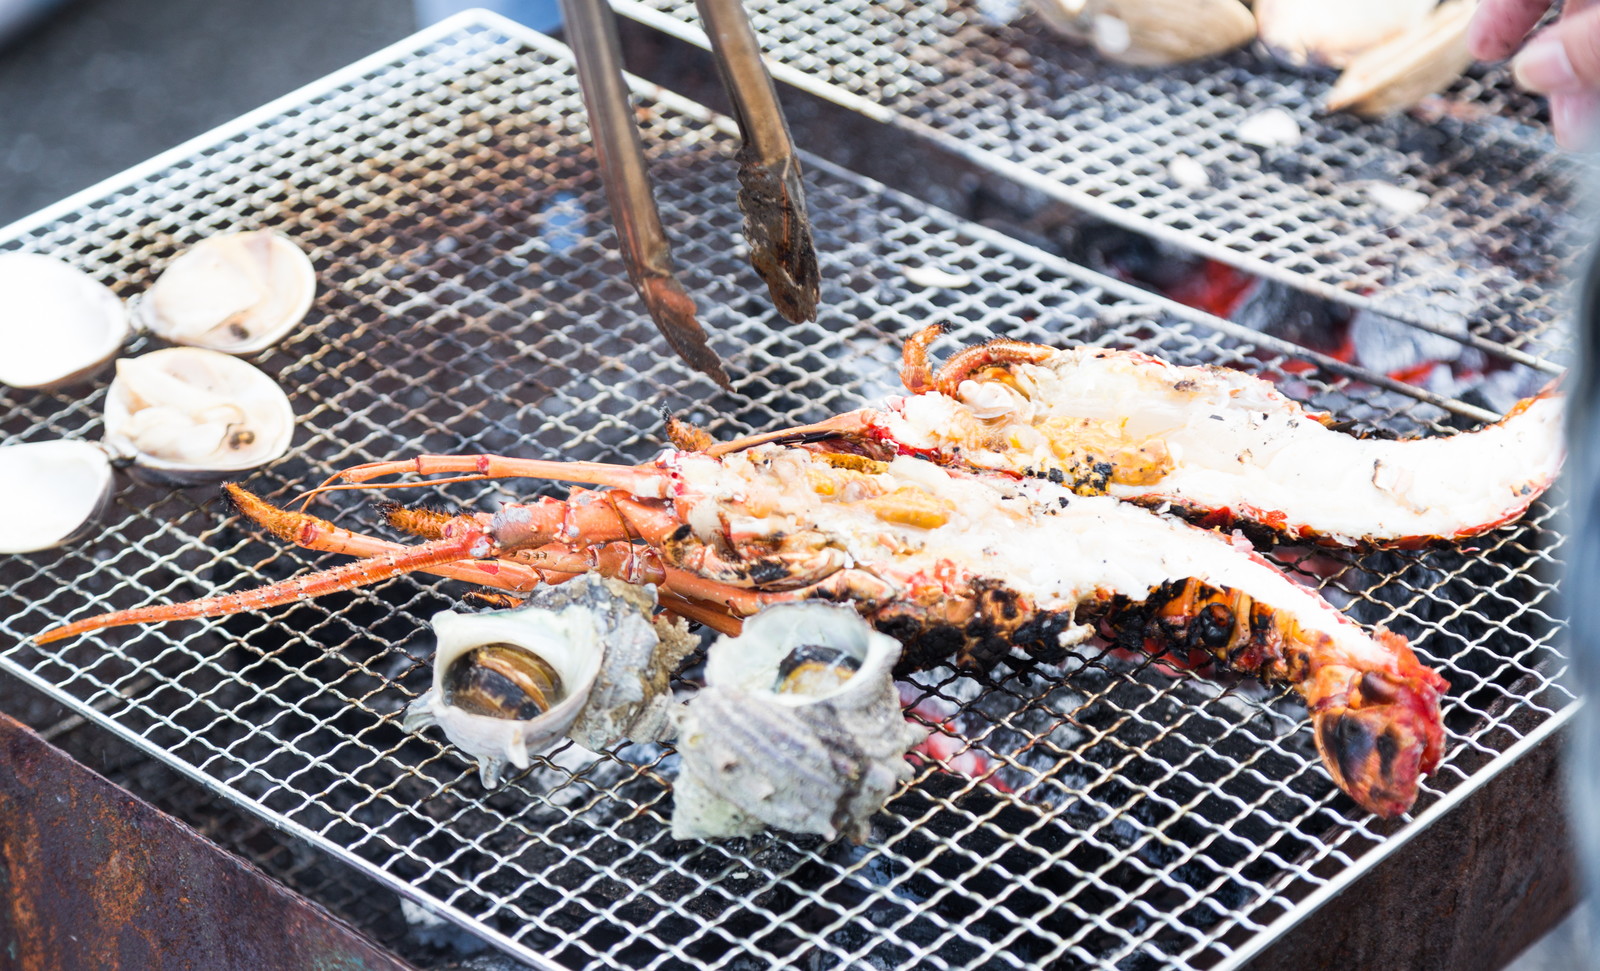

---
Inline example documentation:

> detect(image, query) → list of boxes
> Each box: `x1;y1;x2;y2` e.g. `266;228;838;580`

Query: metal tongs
557;0;820;388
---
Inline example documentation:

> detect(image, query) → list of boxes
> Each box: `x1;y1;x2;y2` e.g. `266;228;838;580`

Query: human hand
1469;0;1600;147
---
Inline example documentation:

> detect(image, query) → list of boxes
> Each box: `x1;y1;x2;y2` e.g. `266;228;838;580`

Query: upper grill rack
0;13;1571;971
615;0;1582;369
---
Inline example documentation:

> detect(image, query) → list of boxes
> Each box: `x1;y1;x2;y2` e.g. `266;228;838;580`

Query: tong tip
737;151;821;324
639;276;733;391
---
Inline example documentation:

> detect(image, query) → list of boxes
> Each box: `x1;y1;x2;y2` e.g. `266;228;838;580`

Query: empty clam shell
102;347;295;481
1034;0;1256;66
0;440;114;554
135;230;315;354
0;253;131;389
1255;0;1435;68
1326;0;1476;118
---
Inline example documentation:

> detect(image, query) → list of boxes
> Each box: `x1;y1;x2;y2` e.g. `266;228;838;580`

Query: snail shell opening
442;642;566;721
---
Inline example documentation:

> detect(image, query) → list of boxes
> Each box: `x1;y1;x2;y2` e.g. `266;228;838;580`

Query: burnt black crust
870;578;1080;676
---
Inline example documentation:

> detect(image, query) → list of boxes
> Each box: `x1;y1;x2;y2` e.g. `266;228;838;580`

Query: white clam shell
135;230;315;354
1255;0;1434;68
1033;0;1255;66
672;603;920;842
0;253;131;389
0;440;114;553
1325;0;1476;118
102;347;295;481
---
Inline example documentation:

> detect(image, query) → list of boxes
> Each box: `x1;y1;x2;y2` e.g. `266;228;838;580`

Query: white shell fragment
671;603;921;843
1363;182;1430;218
0;440;114;554
135;230;315;354
404;577;693;787
0;253;131;389
102;347;294;478
1236;108;1302;149
1167;156;1211;189
902;265;974;290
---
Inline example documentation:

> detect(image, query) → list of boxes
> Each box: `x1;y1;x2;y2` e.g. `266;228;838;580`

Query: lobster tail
1309;635;1448;817
1101;576;1448;817
1312;688;1444;817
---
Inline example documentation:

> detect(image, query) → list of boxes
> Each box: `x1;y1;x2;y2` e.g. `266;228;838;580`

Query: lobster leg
33;487;728;644
35;526;491;645
909;323;1059;397
375;490;681;547
325;455;672;496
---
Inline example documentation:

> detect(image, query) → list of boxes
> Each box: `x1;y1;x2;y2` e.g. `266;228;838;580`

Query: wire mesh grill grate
0;15;1571;971
615;0;1583;369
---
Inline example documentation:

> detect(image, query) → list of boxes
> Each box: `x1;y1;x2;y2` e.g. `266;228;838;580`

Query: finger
1551;88;1600;148
1469;0;1557;60
1513;7;1600;91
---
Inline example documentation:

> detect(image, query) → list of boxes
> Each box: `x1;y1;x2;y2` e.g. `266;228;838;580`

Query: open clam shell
1033;0;1256;66
1255;0;1435;68
0;440;115;554
1325;0;1476;117
102;347;295;483
134;230;315;354
0;253;131;389
671;603;920;843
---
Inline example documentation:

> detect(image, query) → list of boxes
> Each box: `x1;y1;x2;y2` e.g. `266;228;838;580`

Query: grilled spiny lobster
39;326;1564;818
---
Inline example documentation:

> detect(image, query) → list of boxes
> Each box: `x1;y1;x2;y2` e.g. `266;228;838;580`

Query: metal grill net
0;17;1570;971
614;0;1582;368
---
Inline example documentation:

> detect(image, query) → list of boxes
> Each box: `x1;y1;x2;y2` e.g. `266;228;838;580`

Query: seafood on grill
1026;0;1476;118
1031;0;1256;66
1255;0;1435;68
40;433;1450;816
718;325;1563;549
403;575;696;786
134;230;316;354
672;602;919;841
0;252;130;389
102;347;296;482
0;441;116;554
1325;0;1478;118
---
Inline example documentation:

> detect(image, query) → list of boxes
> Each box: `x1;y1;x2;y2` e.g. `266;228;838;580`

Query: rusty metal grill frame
615;0;1582;371
0;12;1573;971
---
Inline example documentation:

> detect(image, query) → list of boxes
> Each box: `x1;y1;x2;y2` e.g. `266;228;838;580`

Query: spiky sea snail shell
403;576;694;786
670;602;921;843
